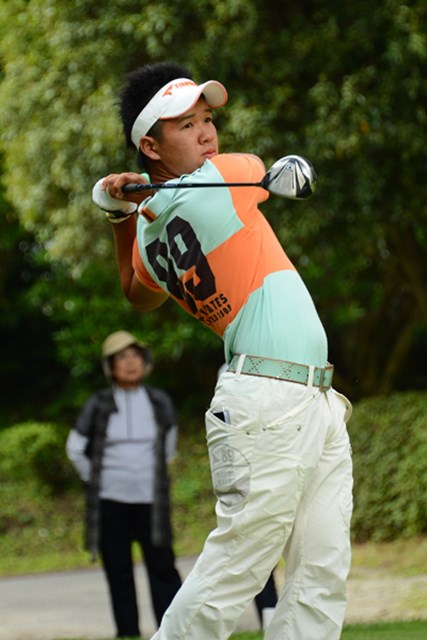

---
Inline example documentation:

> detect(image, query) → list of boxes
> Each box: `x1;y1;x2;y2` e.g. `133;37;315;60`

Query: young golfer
92;61;353;640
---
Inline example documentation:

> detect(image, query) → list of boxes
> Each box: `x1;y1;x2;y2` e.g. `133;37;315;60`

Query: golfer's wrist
105;210;135;223
93;178;137;215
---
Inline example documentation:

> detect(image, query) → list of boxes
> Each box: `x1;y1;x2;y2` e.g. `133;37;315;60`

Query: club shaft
123;181;264;193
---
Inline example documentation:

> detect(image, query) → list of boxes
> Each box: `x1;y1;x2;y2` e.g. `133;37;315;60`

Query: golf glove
92;178;137;223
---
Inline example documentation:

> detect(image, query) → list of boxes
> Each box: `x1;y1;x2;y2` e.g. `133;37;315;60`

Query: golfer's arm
112;218;168;312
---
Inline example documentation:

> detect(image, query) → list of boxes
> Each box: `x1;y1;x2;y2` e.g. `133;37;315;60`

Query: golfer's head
119;62;228;170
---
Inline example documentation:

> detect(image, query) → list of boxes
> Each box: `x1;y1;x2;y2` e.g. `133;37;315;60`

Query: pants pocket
205;409;253;513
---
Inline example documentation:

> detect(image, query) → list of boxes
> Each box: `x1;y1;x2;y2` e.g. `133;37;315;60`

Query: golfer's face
154;97;219;177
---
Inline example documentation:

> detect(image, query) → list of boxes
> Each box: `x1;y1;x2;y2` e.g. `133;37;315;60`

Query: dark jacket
73;384;177;560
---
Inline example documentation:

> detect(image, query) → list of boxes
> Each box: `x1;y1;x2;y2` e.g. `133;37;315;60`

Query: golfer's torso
135;154;327;366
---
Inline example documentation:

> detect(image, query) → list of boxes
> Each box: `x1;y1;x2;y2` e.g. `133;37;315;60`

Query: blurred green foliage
0;1;426;424
348;391;427;542
0;421;74;491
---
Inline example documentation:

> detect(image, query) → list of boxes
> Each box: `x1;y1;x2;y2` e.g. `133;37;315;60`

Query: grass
2;472;427;578
51;622;427;639
341;621;427;638
350;536;427;577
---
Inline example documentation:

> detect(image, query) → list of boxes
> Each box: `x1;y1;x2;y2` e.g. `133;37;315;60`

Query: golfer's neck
148;162;177;184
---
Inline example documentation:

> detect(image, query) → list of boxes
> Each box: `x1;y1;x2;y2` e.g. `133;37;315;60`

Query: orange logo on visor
162;80;196;96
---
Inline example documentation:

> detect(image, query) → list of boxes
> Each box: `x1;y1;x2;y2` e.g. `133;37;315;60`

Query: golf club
122;155;317;200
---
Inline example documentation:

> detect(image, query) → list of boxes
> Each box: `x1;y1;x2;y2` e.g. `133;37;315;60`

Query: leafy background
0;0;426;563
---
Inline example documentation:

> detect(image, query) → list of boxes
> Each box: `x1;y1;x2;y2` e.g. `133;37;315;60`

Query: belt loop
235;354;246;375
307;365;315;389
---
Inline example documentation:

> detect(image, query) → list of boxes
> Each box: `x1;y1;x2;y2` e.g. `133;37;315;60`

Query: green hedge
348;391;427;542
0;421;73;493
1;392;427;544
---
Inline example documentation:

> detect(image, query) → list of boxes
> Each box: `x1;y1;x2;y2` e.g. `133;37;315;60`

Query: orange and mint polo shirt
133;153;327;366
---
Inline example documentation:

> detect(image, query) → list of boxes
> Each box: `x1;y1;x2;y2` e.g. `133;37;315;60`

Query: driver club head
263;155;317;199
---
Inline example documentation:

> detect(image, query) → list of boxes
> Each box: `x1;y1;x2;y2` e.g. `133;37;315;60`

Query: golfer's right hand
92;177;136;223
93;172;149;223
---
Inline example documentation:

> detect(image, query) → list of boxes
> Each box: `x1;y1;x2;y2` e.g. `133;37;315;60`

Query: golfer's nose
200;124;214;143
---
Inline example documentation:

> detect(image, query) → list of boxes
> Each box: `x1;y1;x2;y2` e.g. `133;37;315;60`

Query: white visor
130;77;228;148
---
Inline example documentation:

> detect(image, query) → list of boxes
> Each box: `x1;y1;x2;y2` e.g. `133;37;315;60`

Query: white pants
152;373;353;640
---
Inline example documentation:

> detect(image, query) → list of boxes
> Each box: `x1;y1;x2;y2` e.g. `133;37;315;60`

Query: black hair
119;61;193;169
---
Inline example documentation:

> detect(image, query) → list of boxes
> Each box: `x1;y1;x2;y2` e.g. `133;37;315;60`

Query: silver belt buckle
318;365;333;392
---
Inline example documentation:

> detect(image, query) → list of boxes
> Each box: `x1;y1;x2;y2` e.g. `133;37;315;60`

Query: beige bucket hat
102;330;153;378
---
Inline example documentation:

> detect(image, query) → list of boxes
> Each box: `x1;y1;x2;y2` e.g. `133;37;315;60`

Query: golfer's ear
139;136;160;160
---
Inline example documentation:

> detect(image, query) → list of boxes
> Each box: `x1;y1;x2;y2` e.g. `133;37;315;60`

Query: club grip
122;183;152;193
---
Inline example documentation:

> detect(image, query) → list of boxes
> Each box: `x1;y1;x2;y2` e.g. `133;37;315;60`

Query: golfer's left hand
102;172;149;205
